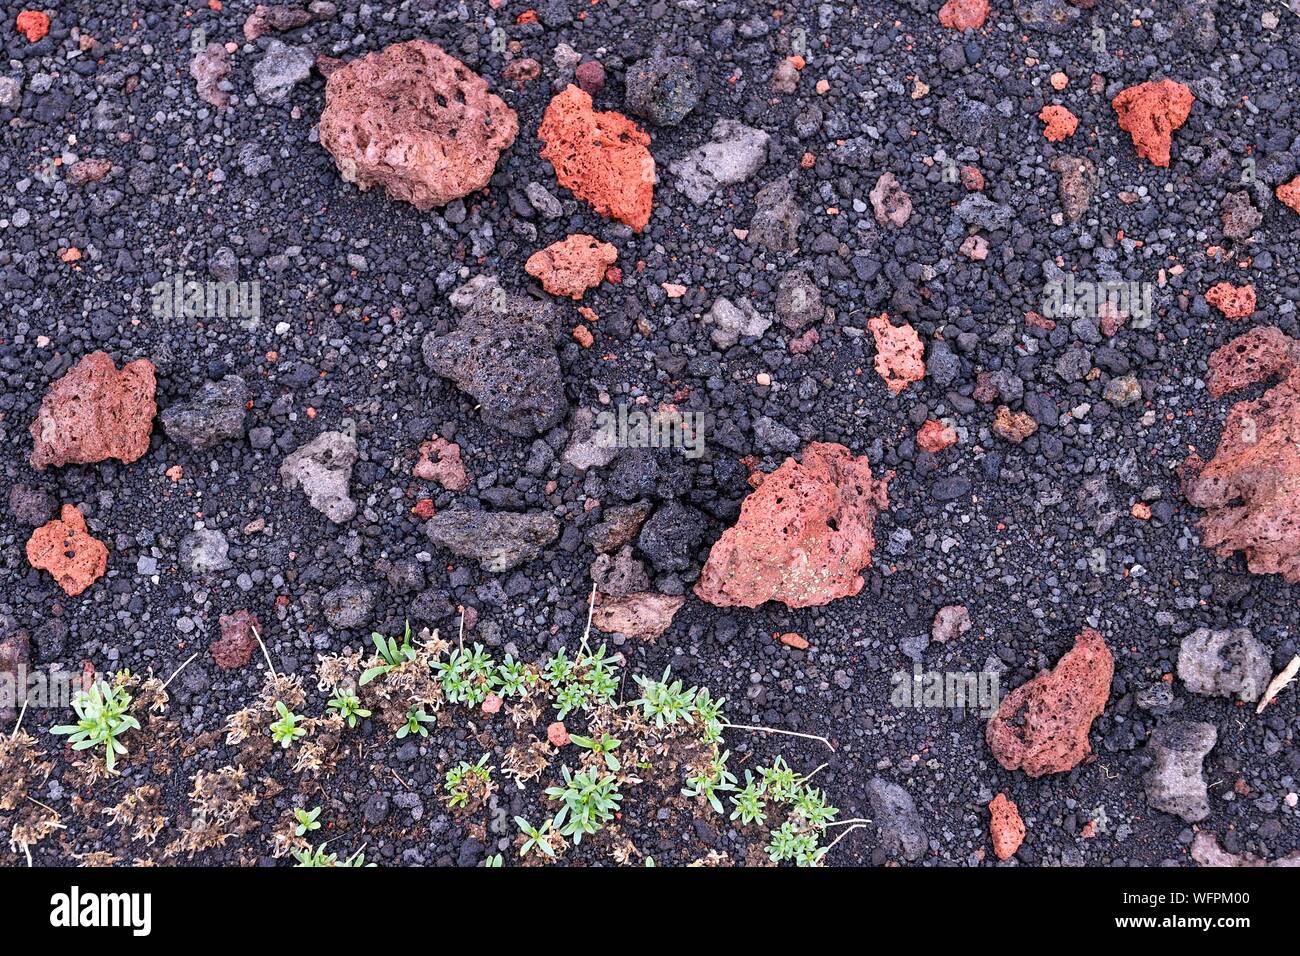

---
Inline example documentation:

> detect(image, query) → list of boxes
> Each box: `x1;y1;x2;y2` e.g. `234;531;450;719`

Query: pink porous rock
538;84;654;231
938;0;989;31
547;721;570;747
318;40;519;210
1276;176;1300;215
694;442;892;609
992;405;1039;443
212;610;261;670
1038;104;1078;142
1184;328;1300;583
591;592;685;641
524;234;618;299
917;420;958;454
1110;79;1194;168
30;351;157;471
867;313;925;393
574;59;606;95
481;693;503;715
26;505;109;597
1204;282;1256;320
989;793;1025;860
985;629;1113;778
414;435;469;491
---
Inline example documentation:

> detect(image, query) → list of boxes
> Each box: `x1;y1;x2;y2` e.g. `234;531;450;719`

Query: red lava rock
412;498;436;520
1204;281;1256;320
789;327;820;354
1275;176;1300;215
547;721;570;747
938;0;989;31
524;233;618;299
960;165;984;191
481;693;503;715
1025;310;1056;331
1184;328;1300;583
1110;79;1194;168
694;442;892;609
932;604;972;643
591;592;686;641
868;313;925;394
1204;325;1298;398
414;436;469;491
985;629;1113;778
574;60;606;95
1038;104;1078;142
66;159;112;186
1098;301;1126;337
190;43;232;108
959;234;989;260
318;40;518;210
243;4;313;42
869;171;912;228
26;505;109;597
15;10;49;42
30;351;157;471
538;84;654;232
504;57;541;84
992;405;1039;443
572;325;594;348
989;793;1025;860
212;609;260;670
917;419;958;453
779;632;810;650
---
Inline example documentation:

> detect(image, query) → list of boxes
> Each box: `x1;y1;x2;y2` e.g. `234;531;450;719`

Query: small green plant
269;701;307;749
691;687;726;744
360;621;418;685
396;707;434;739
682;749;736;814
630;667;698;728
792;785;839;827
291;841;373;867
514;816;558;860
544;643;620;719
495;654;535;697
483;853;503;868
326;690;371;728
766;820;825;867
729;771;768;826
569;731;621;772
294;806;322;836
545;766;622;844
434;642;497;705
50;679;141;772
758;757;800;801
444;754;493;808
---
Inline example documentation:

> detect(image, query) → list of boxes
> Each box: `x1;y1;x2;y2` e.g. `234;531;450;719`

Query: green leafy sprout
396;707;434;739
50;679;141;772
294;806;322;837
444;754;493;808
569;731;621;772
269;701;307;749
545;765;622;844
360;621;418;685
434;642;497;705
326;690;371;728
514;816;558;859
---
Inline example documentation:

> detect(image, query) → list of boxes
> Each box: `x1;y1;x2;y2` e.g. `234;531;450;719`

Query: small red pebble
413;499;435;520
917;419;958;453
16;10;49;42
1204;281;1256;320
572;324;594;348
547;721;570;747
800;152;816;169
1038;104;1078;142
1131;502;1152;520
575;60;605;94
481;693;503;715
515;9;538;24
779;632;810;650
959;165;984;191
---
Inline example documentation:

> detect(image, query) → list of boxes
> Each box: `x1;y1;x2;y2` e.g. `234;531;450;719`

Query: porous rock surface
1177;627;1272;703
30;351;157;470
694;442;891;609
26;505;109;596
1110;79;1194;168
280;431;359;523
524;233;617;299
868;313;925;393
1143;720;1217;823
538;84;654;231
986;629;1113;777
988;793;1025;860
318;40;518;210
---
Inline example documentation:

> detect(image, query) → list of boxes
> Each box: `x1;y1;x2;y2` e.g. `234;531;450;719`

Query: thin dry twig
1257;655;1300;715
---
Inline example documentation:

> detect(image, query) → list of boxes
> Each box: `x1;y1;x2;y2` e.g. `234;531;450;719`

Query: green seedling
514;816;558;860
269;701;307;749
682;748;737;814
396;707;434;739
569;731;621;772
444;754;493;808
729;770;768;826
630;667;697;727
434;642;497;705
50;679;141;772
544;765;622;844
360;621;418;685
294;806;322;837
326;690;371;728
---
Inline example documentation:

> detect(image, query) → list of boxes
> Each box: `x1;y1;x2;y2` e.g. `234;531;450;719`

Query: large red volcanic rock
986;629;1113;777
29;352;156;470
318;40;518;210
694;442;892;609
1110;80;1194;168
538;84;654;231
26;505;109;596
1184;328;1300;583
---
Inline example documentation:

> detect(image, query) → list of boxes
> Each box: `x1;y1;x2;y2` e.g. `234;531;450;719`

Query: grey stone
866;777;928;861
1177;628;1273;703
280;431;358;523
1143;721;1217;823
425;510;560;572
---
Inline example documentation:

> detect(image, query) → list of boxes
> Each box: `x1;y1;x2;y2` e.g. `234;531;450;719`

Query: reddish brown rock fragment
989;793;1025;860
938;0;989;31
1110;80;1194;168
29;352;157;470
414;436;469;491
66;159;112;186
1205;325;1298;398
591;592;685;641
504;58;541;85
524;234;617;299
1038;104;1078;142
212;610;261;670
1275;176;1300;215
26;505;109;596
917;419;958;453
868;313;925;394
694;443;891;609
992;405;1039;443
318;40;518;210
538;85;654;231
985;629;1113;777
1204;281;1256;320
869;172;912;228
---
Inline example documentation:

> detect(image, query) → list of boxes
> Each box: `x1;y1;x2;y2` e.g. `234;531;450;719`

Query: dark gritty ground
0;0;1297;867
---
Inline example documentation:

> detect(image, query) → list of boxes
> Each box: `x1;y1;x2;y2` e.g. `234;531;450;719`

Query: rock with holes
591;592;685;641
538;84;653;231
868;313;925;393
1177;627;1272;703
160;375;248;450
986;629;1113;777
1143;720;1217;823
989;793;1025;860
695;442;891;609
280;431;358;523
319;40;518;209
525;234;617;299
866;778;928;862
212;610;260;670
422;287;568;437
1110;79;1194;168
26;505;109;596
425;509;560;572
30;352;157;471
